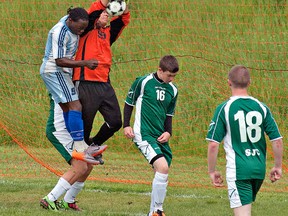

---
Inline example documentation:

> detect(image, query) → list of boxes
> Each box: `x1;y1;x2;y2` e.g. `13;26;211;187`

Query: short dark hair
228;65;250;88
67;7;89;22
159;55;179;73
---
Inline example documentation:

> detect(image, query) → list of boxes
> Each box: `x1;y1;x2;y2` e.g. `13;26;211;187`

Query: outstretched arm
100;0;109;7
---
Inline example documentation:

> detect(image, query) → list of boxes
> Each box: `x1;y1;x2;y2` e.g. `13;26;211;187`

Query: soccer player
123;55;179;216
40;97;94;211
73;0;130;158
206;65;283;216
39;7;106;211
40;7;106;163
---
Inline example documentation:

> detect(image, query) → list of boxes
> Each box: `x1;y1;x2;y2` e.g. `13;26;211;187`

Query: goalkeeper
73;0;130;154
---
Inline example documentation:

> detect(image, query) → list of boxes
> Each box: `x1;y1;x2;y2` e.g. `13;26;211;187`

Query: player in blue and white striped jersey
40;7;105;212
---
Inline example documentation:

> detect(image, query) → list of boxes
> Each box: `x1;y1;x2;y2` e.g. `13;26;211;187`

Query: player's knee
109;119;122;132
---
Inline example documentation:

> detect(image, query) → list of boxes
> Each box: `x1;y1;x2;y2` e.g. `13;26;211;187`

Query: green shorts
227;179;263;208
134;140;172;166
46;96;73;164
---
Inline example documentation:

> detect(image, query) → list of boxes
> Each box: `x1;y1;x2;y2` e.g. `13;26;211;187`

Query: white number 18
234;110;262;143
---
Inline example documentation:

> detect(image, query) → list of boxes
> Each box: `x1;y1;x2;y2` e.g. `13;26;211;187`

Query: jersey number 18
234;110;262;143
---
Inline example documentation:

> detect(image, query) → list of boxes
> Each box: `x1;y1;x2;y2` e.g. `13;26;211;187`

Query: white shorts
227;180;242;208
41;71;78;104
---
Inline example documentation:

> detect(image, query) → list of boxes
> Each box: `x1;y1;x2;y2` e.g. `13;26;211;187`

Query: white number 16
156;90;165;101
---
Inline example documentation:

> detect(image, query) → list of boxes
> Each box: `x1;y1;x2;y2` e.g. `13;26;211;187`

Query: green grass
1;0;288;215
1;177;288;216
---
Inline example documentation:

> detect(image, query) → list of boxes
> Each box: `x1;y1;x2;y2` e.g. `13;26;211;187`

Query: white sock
150;172;168;213
74;140;89;152
64;181;85;203
47;177;71;201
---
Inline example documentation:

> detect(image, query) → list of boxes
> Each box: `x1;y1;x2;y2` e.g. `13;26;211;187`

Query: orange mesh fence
0;0;288;192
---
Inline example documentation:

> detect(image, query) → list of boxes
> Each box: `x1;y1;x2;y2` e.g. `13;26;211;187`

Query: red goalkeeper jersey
73;0;130;82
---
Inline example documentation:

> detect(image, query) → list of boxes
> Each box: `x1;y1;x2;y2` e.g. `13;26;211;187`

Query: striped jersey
206;96;282;180
125;73;178;143
40;15;79;75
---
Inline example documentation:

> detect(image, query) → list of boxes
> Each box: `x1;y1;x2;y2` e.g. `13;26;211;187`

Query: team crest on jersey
128;90;134;98
208;121;215;131
98;30;106;39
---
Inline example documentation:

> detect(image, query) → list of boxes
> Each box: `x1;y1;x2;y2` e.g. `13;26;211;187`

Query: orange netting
0;0;287;192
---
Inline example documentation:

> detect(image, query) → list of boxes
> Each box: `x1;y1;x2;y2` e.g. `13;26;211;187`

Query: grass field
1;173;288;216
1;128;288;215
1;0;288;215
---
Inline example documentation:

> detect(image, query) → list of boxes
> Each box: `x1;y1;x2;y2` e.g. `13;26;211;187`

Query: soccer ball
106;0;126;17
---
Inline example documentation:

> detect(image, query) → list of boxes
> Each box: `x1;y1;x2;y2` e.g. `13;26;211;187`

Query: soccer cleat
94;154;105;165
151;210;166;216
72;145;107;165
40;196;59;211
72;150;100;165
87;139;105;165
87;144;108;157
58;200;81;211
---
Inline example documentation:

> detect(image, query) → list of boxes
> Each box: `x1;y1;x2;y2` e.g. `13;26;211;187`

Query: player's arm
81;0;107;36
55;58;98;70
123;103;134;138
270;138;283;183
123;77;143;139
157;116;172;143
207;141;223;187
51;29;98;69
262;105;283;182
100;0;109;6
110;3;130;45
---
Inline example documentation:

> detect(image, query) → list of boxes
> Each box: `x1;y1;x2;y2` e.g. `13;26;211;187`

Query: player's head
158;55;179;83
66;7;89;35
228;65;250;89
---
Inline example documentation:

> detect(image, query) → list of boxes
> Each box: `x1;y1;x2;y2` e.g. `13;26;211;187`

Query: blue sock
63;112;71;133
67;110;84;141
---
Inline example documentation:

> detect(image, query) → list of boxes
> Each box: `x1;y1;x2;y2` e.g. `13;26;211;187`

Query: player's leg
150;157;168;216
135;140;171;216
233;204;252;216
58;161;94;211
41;72;102;160
150;143;172;216
233;179;263;216
89;83;122;145
227;179;258;216
76;81;101;144
41;100;86;210
41;72;83;140
41;100;94;211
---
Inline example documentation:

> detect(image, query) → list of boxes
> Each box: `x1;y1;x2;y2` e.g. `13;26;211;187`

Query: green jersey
206;96;282;180
125;73;178;143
